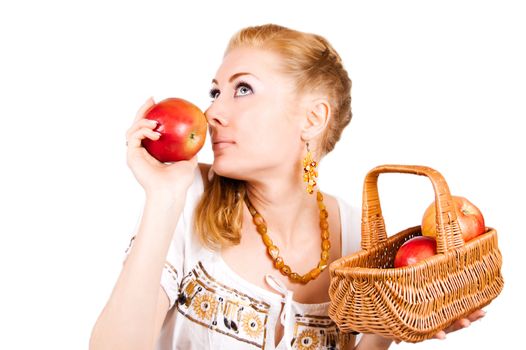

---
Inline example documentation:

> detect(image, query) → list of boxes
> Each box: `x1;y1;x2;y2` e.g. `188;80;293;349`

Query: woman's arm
89;98;198;350
89;192;187;350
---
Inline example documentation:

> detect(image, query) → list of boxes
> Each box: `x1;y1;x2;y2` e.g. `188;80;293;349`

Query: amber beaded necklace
244;191;331;284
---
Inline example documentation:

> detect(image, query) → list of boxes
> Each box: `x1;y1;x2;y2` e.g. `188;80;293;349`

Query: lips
212;138;235;151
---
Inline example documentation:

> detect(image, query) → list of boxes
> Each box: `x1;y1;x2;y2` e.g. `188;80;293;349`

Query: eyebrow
212;72;257;85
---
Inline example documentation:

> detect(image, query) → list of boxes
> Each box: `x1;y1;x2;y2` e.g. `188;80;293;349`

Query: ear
301;98;331;141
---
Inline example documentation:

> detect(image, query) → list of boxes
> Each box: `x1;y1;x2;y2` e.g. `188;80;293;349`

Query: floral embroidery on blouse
175;262;353;349
176;261;270;348
292;314;352;350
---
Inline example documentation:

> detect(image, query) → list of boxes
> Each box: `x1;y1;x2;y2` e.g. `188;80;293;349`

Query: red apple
421;196;485;242
141;98;207;162
394;236;437;268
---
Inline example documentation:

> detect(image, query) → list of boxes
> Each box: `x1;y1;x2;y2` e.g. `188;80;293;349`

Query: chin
211;159;246;181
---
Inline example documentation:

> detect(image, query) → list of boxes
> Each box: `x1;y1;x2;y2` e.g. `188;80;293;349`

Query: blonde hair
195;24;352;249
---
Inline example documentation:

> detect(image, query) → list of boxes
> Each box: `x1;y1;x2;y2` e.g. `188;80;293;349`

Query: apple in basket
421;196;485;242
141;98;207;162
394;236;437;268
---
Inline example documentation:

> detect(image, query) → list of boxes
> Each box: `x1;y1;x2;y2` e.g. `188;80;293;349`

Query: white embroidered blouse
124;168;362;350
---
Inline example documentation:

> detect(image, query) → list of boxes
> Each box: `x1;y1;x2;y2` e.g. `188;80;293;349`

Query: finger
467;309;486;322
444;318;470;334
433;331;446;340
126;119;159;141
458;318;471;328
134;97;155;122
127;127;161;149
161;155;198;167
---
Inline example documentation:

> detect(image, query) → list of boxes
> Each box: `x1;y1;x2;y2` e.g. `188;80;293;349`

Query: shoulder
181;163;210;208
323;192;362;256
184;163;212;217
321;192;355;224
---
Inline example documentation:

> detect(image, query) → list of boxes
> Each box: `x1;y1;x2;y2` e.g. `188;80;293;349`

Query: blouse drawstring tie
265;274;294;350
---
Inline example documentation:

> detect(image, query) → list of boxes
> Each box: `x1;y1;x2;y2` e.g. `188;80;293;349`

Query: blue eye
210;82;253;100
234;82;253;97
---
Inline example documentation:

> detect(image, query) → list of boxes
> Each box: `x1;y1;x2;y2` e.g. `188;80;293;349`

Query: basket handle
361;164;464;254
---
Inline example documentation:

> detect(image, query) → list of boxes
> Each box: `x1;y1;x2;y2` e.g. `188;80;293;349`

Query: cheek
239;110;293;144
234;97;301;159
241;122;299;164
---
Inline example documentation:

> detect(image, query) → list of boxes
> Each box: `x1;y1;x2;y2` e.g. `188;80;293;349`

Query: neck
245;175;319;247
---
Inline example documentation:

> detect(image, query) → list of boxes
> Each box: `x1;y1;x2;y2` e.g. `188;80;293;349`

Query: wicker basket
328;164;504;343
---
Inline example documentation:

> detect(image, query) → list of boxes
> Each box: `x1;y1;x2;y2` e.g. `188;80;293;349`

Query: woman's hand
352;310;487;349
432;309;486;339
125;98;198;198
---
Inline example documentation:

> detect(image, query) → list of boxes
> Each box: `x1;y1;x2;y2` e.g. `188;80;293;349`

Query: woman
90;24;483;350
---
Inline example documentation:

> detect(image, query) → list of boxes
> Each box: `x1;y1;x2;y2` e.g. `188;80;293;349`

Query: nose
205;102;228;127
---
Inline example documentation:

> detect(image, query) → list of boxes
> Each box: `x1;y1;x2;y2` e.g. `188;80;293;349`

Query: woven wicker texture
328;165;504;342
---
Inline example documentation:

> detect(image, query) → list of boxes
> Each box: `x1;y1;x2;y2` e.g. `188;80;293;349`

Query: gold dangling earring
303;142;318;194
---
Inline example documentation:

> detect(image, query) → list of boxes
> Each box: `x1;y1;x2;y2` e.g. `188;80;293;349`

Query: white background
1;1;524;349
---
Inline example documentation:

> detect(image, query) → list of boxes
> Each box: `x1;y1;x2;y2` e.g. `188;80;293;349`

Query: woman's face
205;47;305;181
